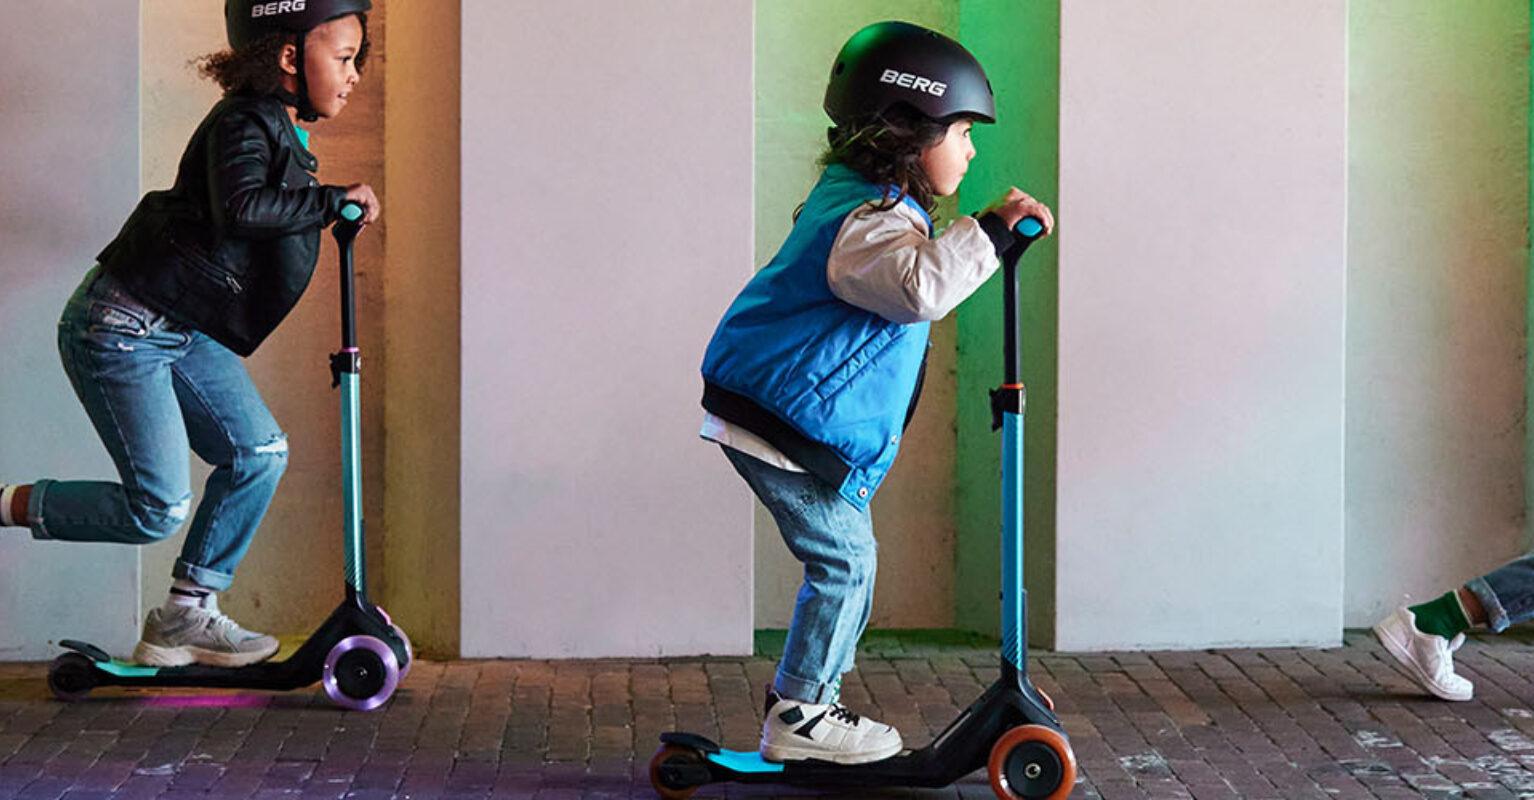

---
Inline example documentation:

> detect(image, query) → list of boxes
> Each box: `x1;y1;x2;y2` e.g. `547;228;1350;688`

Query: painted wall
382;0;462;657
460;1;755;657
0;2;142;659
753;1;960;630
1054;1;1348;649
953;0;1061;645
1346;2;1529;625
9;1;1527;661
137;2;389;634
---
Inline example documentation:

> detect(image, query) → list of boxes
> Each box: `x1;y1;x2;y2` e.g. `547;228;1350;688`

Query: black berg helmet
225;0;371;122
226;0;371;50
824;21;995;127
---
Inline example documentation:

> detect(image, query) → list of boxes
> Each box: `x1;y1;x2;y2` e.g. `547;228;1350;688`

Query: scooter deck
675;743;976;788
656;673;1063;790
55;597;405;692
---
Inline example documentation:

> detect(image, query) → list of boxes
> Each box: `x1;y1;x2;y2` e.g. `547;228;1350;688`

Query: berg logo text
252;1;306;18
880;69;947;97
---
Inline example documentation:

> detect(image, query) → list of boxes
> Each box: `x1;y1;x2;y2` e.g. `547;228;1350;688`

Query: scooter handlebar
1003;216;1047;269
333;201;365;246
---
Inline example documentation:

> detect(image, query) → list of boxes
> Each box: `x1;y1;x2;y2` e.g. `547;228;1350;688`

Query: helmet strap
283;33;321;124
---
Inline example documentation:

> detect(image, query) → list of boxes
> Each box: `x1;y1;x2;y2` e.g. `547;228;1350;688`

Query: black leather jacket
97;94;349;356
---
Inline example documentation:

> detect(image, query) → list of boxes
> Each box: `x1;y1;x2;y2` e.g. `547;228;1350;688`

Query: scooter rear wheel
988;724;1076;800
648;744;704;799
47;653;98;702
322;635;400;711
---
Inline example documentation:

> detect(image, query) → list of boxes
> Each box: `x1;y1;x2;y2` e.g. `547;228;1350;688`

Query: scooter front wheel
988;724;1076;800
374;606;415;680
389;624;414;680
47;653;98;702
322;635;400;711
648;744;705;799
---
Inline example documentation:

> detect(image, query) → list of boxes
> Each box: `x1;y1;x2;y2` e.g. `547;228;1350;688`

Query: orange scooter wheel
988;724;1076;800
648;744;703;799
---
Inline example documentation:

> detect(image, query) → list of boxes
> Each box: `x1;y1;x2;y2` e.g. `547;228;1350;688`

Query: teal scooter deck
706;750;785;774
58;642;159;679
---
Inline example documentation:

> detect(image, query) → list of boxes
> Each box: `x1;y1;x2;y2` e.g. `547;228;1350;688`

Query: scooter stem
997;216;1045;681
332;202;367;598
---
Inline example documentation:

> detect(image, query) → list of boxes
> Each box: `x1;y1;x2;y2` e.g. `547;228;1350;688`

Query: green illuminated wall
754;1;1061;638
755;2;964;629
954;2;1061;643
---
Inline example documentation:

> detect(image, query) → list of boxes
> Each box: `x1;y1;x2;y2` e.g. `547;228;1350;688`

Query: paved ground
4;630;1534;798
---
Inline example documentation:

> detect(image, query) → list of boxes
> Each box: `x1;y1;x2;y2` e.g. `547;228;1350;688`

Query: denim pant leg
724;447;877;705
1466;553;1534;633
33;268;197;547
168;331;288;591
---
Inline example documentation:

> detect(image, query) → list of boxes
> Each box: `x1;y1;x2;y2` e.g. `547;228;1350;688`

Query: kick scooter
649;217;1075;799
46;202;413;711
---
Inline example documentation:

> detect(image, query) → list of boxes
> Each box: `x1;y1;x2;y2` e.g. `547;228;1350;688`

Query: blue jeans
724;447;877;705
28;267;288;591
1468;555;1534;633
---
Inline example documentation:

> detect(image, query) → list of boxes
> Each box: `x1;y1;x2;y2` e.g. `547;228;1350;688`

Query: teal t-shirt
293;124;310;151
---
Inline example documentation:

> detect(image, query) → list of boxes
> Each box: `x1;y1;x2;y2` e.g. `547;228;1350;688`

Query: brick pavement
5;630;1534;798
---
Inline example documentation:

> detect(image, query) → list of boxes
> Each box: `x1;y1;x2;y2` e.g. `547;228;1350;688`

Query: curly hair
819;103;954;215
197;13;370;97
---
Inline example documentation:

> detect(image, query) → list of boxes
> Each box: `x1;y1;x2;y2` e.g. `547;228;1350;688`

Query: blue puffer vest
701;164;931;510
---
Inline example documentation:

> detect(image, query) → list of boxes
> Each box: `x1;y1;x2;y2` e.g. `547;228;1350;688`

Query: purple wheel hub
322;635;400;711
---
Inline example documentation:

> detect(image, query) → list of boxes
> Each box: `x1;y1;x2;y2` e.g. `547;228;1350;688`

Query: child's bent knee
242;433;289;477
132;493;192;540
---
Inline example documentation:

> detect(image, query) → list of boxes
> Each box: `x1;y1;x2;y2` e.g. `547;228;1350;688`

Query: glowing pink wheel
375;606;414;680
322;635;399;711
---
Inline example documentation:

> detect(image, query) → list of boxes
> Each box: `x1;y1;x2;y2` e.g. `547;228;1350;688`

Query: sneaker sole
761;739;902;765
1371;623;1472;702
132;640;279;669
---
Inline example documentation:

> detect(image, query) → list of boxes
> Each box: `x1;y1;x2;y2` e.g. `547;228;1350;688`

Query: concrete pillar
382;0;462;657
1054;1;1349;649
0;2;143;659
137;2;389;633
459;0;756;657
1345;2;1529;626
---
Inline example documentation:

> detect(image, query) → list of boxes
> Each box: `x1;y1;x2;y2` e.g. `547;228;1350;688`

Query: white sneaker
759;689;903;764
132;601;279;668
1372;606;1473;701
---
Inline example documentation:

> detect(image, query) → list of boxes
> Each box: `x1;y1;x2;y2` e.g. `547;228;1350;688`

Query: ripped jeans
723;447;877;705
27;266;287;591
